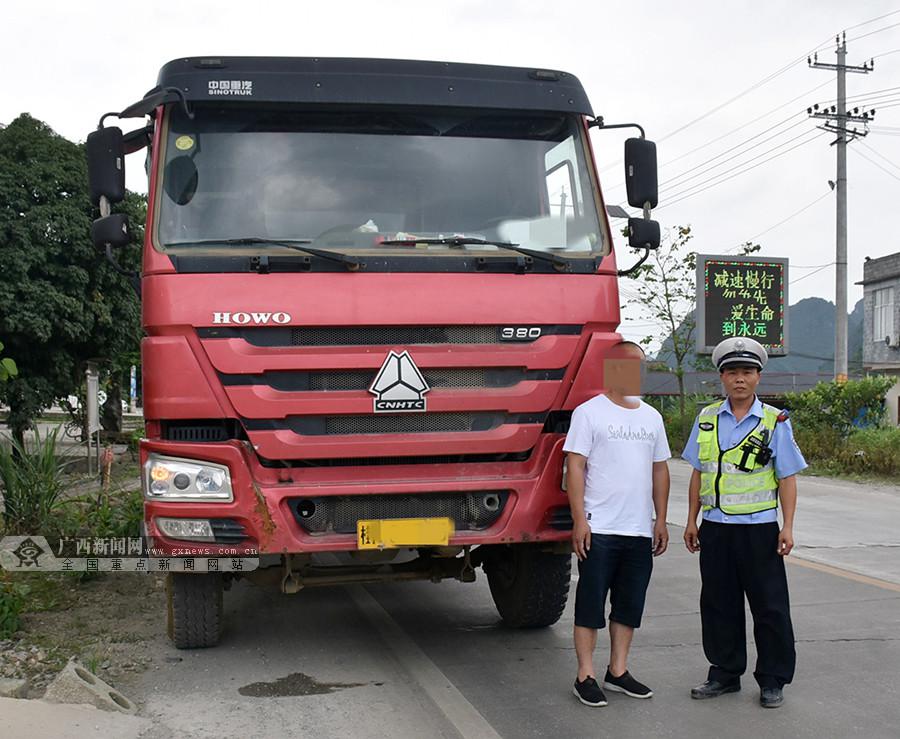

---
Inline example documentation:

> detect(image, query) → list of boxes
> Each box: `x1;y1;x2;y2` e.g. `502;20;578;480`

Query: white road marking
347;585;502;739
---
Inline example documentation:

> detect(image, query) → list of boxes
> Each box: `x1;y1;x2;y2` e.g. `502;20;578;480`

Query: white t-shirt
563;395;671;537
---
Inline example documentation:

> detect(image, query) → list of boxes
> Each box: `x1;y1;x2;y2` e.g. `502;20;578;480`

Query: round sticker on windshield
175;135;195;151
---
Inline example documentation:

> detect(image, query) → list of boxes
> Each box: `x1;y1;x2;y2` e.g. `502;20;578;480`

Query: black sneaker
603;668;653;698
573;676;608;707
760;687;784;708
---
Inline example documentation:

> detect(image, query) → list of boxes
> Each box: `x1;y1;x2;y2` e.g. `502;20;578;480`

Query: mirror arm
587;117;646;139
97;86;194;131
122;124;153;155
160;86;194;121
104;245;141;297
617;247;651;277
97;111;121;129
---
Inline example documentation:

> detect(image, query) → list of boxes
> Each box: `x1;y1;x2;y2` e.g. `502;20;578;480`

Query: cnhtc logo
369;351;430;413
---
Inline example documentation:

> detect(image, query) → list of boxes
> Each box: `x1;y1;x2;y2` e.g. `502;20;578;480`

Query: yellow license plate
357;517;454;550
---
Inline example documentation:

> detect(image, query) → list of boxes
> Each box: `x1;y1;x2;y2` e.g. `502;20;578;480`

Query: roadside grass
795;426;900;482
801;462;900;485
0;430;147;684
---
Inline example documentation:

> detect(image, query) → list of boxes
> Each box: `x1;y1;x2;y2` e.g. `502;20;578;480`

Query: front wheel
483;545;571;628
166;573;224;649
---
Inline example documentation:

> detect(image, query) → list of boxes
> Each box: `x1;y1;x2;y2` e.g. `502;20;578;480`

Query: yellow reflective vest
697;400;779;515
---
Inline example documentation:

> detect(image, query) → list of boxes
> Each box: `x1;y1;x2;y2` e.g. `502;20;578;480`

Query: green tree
0;114;144;443
623;226;759;416
0;340;17;381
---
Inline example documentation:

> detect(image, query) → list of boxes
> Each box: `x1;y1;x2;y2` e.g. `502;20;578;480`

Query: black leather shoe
690;679;741;699
760;687;784;708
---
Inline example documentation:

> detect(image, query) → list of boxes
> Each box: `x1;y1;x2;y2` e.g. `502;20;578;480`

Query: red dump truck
87;57;659;647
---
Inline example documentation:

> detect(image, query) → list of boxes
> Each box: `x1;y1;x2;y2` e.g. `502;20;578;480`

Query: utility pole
808;33;873;382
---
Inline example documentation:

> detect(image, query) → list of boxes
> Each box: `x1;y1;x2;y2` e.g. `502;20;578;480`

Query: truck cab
87;57;658;647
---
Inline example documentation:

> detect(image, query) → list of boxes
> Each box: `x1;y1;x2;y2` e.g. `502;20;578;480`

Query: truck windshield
157;107;607;257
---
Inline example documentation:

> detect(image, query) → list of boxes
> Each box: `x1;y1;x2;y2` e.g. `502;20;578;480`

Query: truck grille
310;367;488;390
243;413;545;436
219;368;564;392
325;412;476;435
291;491;509;534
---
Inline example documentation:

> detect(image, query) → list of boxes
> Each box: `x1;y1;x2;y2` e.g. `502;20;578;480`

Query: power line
871;46;900;58
789;262;834;285
600;82;832;180
615;81;833;177
820;85;900;104
844;8;900;32
858;139;900;171
656;131;827;209
847;19;900;43
607;88;894;195
863;100;900;110
658;118;809;191
606;11;900;167
853;145;900;181
655;38;837;145
722;191;833;253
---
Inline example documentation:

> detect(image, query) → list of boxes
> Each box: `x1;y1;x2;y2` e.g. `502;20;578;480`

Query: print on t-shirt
607;424;658;443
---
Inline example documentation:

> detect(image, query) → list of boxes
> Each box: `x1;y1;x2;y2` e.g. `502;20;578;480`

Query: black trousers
699;520;796;689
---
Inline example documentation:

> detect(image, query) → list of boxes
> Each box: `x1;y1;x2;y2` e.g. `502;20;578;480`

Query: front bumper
140;436;571;555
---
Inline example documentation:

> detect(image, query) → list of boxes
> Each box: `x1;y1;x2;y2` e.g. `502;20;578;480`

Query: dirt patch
0;572;167;697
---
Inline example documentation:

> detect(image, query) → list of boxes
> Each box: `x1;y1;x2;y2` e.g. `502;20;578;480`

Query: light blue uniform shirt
681;396;807;524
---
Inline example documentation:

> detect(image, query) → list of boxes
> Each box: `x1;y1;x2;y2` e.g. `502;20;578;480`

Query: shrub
0;580;26;638
645;394;714;453
784;376;896;436
61;486;144;540
836;428;900;476
0;427;69;535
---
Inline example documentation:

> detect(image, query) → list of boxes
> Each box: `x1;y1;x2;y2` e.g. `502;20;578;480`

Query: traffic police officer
682;337;807;709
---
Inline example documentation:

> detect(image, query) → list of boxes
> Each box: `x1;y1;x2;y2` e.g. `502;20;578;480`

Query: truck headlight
144;454;233;501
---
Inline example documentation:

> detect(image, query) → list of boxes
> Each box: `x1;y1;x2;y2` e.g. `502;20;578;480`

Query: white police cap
712;337;768;371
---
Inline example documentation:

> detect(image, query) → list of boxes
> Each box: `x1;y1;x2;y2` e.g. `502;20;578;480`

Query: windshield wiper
380;236;571;270
380;236;514;248
167;237;364;270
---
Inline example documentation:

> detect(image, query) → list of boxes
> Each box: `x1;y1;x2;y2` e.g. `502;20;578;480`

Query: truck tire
166;573;224;649
484;545;571;628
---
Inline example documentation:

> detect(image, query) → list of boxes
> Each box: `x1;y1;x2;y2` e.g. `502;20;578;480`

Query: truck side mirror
86;127;126;206
627;217;660;250
624;138;658;210
91;213;131;249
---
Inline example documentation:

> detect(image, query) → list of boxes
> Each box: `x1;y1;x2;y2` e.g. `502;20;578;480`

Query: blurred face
604;343;645;396
720;365;761;402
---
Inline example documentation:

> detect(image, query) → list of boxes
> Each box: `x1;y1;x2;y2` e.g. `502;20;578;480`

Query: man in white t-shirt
563;341;671;707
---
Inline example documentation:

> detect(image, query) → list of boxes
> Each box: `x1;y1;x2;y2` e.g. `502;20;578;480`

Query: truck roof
156;57;593;115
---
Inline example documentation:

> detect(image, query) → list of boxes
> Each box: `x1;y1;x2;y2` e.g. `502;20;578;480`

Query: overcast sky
5;1;900;348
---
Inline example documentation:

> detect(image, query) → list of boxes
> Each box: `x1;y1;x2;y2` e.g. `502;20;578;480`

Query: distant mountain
651;298;863;373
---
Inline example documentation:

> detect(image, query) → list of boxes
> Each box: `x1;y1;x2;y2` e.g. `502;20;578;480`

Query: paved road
125;463;900;739
667;459;900;584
